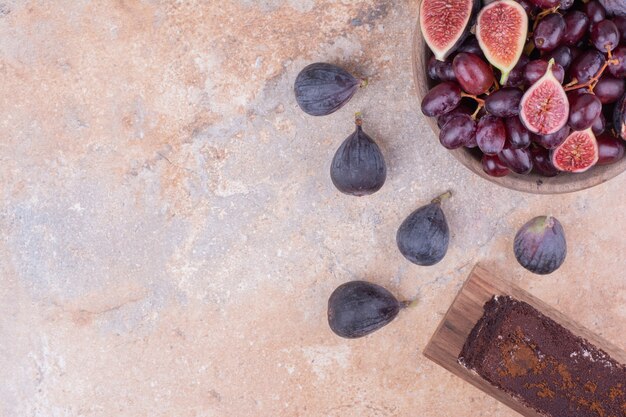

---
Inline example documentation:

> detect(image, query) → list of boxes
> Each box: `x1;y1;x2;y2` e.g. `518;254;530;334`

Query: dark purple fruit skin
457;36;484;57
499;142;533;174
531;146;559;176
534;14;566;52
294;63;359;116
534;126;570;149
563;11;590;46
597;133;626;165
477;115;506;155
421;82;462;117
613;17;626;43
328;281;401;338
592;113;606;135
506;116;532;149
594;75;626;104
568;93;603;131
545;46;573;71
599;0;626;17
608;46;626;78
481;154;510;177
505;56;530;88
330;123;386;196
437;102;473;128
614;93;626;140
591;20;620;52
529;0;559;7
453;52;495;95
485;88;523;117
524;60;565;85
559;0;574;10
397;200;449;266
516;0;538;15
439;114;477;149
428;56;456;82
584;1;607;25
570;50;605;84
514;216;567;275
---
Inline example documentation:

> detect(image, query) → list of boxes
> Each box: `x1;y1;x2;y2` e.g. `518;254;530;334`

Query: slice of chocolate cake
459;295;626;417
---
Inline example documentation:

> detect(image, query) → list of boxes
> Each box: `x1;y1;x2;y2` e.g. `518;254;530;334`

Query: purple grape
569;50;605;83
570;46;583;62
437;102;473;128
534;125;570;149
592;113;606;135
594;75;626;104
608;46;626;79
529;0;559;7
481;154;510;177
597;133;626;165
477;115;506;155
559;0;575;10
530;146;559;176
568;92;603;131
591;20;620;52
613;16;626;44
516;0;538;15
498;142;533;174
524;60;565;85
428;56;456;82
506;117;532;149
505;56;530;88
485;88;523;117
563;11;590;46
534;14;566;52
546;46;573;71
439;114;477;149
457;36;484;57
453;53;496;95
421;82;462;117
584;1;607;26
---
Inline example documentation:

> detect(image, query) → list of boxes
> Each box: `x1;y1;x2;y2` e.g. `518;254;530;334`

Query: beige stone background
0;1;624;416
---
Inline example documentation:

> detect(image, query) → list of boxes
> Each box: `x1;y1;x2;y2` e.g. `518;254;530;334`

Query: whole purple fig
514;216;567;275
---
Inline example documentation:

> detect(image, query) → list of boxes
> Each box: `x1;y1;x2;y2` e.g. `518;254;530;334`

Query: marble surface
0;1;624;416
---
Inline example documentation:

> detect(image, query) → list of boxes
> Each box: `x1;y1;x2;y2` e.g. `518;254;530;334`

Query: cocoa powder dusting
526;382;556;399
609;385;623;400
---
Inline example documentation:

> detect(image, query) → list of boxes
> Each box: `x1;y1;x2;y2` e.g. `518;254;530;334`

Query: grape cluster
421;0;626;177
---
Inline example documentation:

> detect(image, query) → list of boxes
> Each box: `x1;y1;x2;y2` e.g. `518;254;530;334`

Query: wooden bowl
412;19;626;194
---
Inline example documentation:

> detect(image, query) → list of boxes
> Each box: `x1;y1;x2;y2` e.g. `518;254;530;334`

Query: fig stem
359;78;369;89
400;299;419;309
355;112;363;127
431;190;452;205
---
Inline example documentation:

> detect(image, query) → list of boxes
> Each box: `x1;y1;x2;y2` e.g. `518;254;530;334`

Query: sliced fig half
420;0;479;61
477;0;528;84
551;128;599;173
520;60;569;135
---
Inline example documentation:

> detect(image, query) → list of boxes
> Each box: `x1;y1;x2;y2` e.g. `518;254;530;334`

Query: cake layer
459;296;626;417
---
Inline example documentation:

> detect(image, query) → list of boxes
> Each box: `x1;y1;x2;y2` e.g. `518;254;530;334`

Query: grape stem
532;6;560;32
461;92;485;106
564;59;618;92
431;190;452;205
471;105;483;120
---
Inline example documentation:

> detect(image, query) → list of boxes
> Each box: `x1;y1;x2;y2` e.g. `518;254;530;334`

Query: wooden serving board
423;264;626;417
